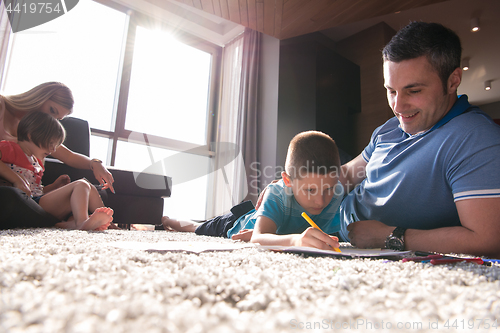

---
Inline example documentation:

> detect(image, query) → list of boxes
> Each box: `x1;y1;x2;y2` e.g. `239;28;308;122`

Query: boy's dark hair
382;21;462;93
17;111;66;149
285;131;340;179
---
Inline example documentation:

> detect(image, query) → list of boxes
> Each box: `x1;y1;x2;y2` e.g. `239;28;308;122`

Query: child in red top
0;112;113;230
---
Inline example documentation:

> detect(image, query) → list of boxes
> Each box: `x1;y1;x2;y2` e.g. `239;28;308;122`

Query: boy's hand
13;177;31;196
292;227;340;250
231;229;253;242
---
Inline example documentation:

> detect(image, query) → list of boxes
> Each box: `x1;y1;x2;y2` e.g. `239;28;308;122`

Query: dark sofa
42;117;172;229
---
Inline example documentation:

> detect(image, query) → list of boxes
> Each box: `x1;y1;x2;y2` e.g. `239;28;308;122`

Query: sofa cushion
43;159;171;198
59;117;90;156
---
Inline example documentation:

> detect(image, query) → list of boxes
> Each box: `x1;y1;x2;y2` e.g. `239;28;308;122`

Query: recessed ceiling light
462;58;470;71
471;17;480;32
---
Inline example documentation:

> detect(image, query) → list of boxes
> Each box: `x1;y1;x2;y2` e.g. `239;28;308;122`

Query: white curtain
237;28;260;205
207;28;261;217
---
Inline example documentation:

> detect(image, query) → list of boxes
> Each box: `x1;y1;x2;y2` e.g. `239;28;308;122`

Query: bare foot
44;175;71;194
77;207;114;231
161;216;177;231
131;224;155;231
161;216;175;231
93;207;114;231
55;216;77;230
161;216;199;232
55;221;76;229
54;174;71;188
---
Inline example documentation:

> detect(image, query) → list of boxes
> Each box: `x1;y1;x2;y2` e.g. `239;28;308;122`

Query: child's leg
39;180;112;230
86;181;120;229
87;181;105;211
163;212;240;237
55;207;113;231
161;216;201;232
39;181;81;221
73;180;115;230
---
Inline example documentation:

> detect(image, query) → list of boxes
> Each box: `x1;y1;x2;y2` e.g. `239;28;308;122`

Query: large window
0;0;221;220
1;0;125;132
126;26;212;145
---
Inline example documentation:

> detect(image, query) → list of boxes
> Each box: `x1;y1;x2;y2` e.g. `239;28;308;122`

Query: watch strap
391;226;406;240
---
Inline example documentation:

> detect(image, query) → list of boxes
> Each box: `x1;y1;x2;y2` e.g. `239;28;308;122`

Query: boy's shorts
195;200;254;238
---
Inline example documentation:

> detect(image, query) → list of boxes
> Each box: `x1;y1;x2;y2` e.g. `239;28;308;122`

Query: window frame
91;0;222;165
0;0;227;220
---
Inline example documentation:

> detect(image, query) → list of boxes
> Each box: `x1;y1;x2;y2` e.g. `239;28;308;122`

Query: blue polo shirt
227;179;343;238
340;95;500;241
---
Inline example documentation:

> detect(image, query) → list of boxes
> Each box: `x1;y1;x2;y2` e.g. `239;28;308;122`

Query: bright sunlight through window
1;0;126;132
126;26;212;145
1;0;217;221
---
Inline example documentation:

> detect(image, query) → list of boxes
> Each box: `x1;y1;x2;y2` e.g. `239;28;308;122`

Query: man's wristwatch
385;227;406;251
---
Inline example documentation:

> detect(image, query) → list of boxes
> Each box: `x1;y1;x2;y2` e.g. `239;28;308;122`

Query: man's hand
291;227;340;250
346;220;393;248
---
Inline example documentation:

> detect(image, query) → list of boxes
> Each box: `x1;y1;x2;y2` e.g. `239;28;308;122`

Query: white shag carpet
1;228;500;333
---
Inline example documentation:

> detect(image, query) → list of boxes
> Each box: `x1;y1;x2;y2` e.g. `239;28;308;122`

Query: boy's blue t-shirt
227;179;343;238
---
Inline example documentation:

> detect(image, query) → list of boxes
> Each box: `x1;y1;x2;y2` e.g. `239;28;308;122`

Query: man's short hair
382;21;462;92
17;111;66;149
285;131;340;179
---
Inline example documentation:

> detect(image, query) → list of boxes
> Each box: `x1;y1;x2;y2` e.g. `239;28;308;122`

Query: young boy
0;111;113;230
162;130;343;250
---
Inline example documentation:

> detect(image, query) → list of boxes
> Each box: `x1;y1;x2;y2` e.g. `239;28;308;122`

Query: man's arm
340;154;367;193
347;197;500;257
406;197;500;257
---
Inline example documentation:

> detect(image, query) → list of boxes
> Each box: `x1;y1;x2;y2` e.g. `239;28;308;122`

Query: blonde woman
0;82;115;228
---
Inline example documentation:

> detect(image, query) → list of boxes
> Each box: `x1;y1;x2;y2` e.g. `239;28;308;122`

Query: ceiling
150;0;499;106
170;0;449;40
321;0;500;106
